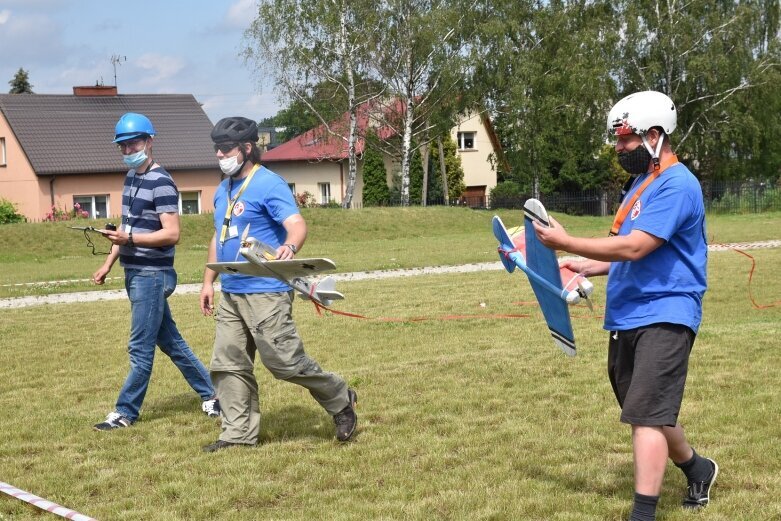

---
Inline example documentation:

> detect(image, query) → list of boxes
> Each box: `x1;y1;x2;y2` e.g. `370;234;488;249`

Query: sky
0;0;281;124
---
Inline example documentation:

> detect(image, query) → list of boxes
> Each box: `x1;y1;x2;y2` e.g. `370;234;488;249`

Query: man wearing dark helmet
200;116;357;452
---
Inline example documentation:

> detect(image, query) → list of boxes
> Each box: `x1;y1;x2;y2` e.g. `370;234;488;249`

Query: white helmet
607;91;677;137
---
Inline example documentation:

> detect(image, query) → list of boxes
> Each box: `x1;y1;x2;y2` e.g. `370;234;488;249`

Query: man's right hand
92;266;111;285
200;284;215;316
560;259;610;277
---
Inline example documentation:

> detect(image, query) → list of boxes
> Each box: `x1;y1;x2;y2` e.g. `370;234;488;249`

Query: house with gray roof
0;86;221;220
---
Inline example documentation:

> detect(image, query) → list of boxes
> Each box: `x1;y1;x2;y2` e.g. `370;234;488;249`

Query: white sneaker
201;398;221;418
94;411;131;431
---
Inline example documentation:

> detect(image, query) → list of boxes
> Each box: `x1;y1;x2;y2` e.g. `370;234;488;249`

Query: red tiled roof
261;99;402;162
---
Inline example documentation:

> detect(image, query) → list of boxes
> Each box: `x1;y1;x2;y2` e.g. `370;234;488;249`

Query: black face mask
617;145;652;176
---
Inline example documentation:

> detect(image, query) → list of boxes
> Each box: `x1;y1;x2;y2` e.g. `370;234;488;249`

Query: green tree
470;0;618;194
361;138;390;206
408;147;424;205
430;133;465;200
615;0;781;182
8;68;34;94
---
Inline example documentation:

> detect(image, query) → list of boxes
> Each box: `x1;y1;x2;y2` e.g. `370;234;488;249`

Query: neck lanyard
609;154;679;236
219;164;260;245
125;163;155;225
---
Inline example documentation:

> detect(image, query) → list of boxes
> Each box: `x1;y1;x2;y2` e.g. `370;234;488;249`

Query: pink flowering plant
44;203;89;221
295;191;318;208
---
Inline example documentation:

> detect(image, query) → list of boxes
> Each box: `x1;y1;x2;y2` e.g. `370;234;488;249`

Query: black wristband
285;243;297;253
128;232;135;247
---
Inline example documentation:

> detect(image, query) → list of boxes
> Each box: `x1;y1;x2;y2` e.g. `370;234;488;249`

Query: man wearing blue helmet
91;112;220;430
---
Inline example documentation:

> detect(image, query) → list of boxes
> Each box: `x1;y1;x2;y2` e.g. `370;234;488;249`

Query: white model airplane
206;237;344;307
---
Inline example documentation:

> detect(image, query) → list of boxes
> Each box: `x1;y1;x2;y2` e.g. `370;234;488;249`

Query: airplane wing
207;258;337;279
493;212;576;356
523;199;576;356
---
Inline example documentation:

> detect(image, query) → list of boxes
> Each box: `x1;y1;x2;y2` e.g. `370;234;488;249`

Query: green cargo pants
210;291;348;444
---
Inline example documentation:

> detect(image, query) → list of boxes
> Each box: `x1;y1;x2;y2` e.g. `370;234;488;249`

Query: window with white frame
179;191;201;215
0;137;6;166
457;131;476;151
73;195;109;218
318;182;331;204
288;183;296;194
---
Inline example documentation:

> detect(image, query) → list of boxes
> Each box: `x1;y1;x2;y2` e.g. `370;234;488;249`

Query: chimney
73;85;118;96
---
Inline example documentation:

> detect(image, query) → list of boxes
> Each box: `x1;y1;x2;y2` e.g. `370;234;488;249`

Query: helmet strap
641;132;665;170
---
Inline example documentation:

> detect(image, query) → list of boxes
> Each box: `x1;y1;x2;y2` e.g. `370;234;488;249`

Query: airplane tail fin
297;276;345;307
492;216;524;273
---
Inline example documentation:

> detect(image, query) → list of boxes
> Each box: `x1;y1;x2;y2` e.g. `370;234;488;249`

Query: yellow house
0;86;221;220
261;105;502;208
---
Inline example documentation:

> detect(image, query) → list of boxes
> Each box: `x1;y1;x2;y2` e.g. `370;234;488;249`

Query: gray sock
675;449;713;482
629;492;658;521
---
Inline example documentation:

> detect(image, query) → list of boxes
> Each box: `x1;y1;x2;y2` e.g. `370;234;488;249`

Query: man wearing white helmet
533;92;717;520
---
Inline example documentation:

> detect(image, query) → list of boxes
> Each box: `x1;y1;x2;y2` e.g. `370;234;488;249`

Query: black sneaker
201;398;221;418
333;389;358;442
682;458;719;509
202;440;247;453
94;412;131;431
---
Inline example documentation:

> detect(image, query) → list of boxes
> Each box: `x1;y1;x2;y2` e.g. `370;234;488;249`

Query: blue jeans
116;269;215;422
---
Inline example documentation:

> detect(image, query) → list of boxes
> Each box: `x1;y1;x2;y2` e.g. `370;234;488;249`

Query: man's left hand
533;216;571;250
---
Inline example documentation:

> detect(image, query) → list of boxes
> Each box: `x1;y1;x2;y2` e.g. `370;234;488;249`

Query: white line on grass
1;240;778;310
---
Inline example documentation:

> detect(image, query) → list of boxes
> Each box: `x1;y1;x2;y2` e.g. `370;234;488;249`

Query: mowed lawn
1;208;780;520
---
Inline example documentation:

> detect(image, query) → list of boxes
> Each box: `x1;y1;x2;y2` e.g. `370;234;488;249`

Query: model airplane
492;199;594;356
206;237;344;307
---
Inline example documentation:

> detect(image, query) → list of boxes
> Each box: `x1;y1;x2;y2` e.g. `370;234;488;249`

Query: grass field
1;208;780;520
1;208;780;298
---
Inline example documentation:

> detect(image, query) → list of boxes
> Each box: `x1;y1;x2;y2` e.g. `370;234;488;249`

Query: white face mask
218;154;243;176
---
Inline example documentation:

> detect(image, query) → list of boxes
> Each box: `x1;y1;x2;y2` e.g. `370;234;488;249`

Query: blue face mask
123;148;148;169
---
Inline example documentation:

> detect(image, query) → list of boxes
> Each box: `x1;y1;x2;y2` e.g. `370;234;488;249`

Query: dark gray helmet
211;117;258;144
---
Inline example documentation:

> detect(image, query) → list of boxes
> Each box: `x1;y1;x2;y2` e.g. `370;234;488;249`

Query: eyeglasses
214;143;239;153
116;138;146;152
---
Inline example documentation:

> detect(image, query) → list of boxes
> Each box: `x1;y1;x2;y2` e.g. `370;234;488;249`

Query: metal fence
469;179;781;215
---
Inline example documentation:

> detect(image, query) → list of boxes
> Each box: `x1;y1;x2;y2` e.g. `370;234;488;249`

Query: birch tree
244;0;384;208
367;0;476;206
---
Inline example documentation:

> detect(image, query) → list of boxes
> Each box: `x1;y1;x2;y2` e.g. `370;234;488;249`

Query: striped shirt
118;165;179;270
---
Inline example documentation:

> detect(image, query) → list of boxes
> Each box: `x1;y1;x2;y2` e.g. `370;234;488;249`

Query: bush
489;181;529;209
0;198;24;224
320;199;341;208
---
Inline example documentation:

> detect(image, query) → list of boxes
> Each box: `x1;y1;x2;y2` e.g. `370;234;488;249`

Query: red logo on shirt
630;200;642;220
233;201;245;216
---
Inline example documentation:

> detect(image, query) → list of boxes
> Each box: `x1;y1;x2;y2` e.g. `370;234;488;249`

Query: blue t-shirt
119;165;178;270
213;166;299;293
604;162;708;333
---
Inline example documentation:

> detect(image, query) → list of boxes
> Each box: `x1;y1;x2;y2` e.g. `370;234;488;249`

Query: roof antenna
110;55;127;89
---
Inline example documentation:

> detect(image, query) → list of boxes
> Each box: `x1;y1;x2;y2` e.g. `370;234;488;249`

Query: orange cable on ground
311;300;532;322
732;248;781;309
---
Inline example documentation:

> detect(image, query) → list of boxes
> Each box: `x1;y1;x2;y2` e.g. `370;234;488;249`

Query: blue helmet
113;112;156;143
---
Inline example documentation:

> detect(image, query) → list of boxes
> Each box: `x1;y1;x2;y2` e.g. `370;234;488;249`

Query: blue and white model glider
492;199;580;356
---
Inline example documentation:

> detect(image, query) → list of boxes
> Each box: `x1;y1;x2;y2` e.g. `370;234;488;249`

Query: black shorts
607;323;695;427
